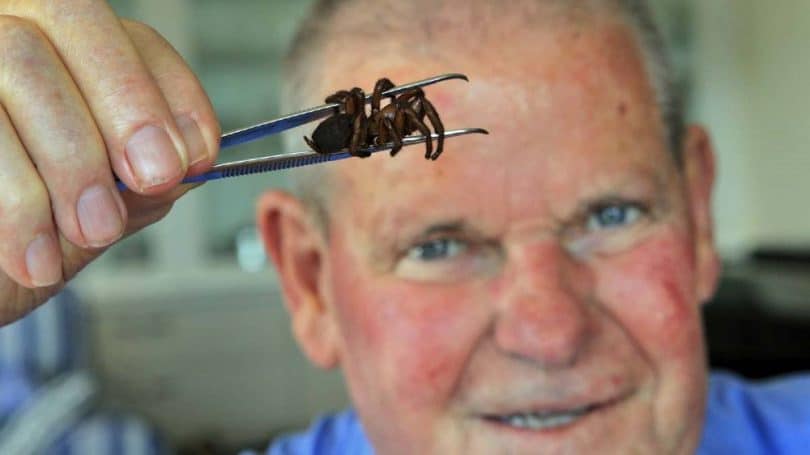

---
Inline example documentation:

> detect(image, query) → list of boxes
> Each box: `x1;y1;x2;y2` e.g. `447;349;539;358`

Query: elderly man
257;0;718;453
1;0;809;454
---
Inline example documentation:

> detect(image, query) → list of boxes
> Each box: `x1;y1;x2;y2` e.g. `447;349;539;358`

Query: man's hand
0;1;220;325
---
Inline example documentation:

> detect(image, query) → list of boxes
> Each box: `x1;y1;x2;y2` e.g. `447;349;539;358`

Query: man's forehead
307;7;668;235
310;6;631;94
314;17;660;166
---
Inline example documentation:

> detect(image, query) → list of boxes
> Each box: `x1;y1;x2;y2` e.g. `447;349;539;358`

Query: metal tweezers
115;73;487;191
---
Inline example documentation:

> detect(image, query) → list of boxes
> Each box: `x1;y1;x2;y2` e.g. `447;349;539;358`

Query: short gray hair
616;0;685;163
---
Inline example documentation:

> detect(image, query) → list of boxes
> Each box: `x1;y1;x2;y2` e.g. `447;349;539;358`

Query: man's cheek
395;288;483;389
599;231;702;355
339;280;480;398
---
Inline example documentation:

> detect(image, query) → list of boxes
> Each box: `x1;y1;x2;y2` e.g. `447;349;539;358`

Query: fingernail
77;184;125;248
126;125;184;188
176;115;208;166
26;233;62;287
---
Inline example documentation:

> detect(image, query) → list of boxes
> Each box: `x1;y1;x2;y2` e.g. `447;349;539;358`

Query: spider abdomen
310;113;353;154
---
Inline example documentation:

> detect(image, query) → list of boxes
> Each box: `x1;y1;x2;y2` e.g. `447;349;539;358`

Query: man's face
275;14;716;455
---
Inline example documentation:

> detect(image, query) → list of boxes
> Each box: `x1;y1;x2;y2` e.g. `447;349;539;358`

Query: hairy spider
304;77;446;160
304;87;371;157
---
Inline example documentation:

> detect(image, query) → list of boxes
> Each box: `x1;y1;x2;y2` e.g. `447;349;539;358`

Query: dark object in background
751;247;810;266
703;257;810;379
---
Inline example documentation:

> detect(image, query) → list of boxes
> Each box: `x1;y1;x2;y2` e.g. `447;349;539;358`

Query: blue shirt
700;371;810;453
261;371;810;454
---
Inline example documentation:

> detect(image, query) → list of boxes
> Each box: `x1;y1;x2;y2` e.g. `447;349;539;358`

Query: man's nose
493;242;594;368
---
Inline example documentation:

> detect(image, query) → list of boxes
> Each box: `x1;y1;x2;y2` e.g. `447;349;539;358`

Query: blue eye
406;238;466;262
586;204;643;230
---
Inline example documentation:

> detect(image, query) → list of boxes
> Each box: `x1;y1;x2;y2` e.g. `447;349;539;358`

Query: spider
304;77;446;160
304;86;370;157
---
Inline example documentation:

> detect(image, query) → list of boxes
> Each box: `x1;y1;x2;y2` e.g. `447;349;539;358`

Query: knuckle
0;13;32;34
100;74;155;112
0;179;49;222
0;15;49;78
121;19;158;35
120;18;159;40
42;0;110;22
0;14;44;51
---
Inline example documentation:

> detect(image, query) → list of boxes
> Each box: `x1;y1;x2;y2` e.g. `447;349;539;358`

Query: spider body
304;87;371;157
304;113;354;155
304;77;446;160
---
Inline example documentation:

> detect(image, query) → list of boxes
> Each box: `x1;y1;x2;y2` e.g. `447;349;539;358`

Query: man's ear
681;125;721;304
256;190;339;369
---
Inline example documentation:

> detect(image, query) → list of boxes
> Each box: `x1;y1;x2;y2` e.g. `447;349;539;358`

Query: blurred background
2;0;810;453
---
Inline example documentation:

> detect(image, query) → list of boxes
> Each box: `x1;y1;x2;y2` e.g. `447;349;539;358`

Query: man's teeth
497;407;589;430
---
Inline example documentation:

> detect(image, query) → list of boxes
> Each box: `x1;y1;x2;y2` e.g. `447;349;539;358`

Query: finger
121;20;221;176
0;16;127;250
120;181;202;235
5;1;191;194
0;105;62;289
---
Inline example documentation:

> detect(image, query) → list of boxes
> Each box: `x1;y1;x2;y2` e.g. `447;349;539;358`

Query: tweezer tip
445;73;469;82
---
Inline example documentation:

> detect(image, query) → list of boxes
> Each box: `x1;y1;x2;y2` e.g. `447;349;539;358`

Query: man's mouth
483;405;594;430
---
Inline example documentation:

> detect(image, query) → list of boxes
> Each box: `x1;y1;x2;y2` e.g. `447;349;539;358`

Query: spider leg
395;89;426;137
350;113;370;157
393;106;408;136
411;97;427;125
325;90;352;110
304;135;321;154
397;88;424;111
372;78;395;114
347;87;366;116
373;113;388;146
325;90;350;102
349;88;370;157
390;107;413;154
418;97;445;160
401;106;433;159
382;117;404;156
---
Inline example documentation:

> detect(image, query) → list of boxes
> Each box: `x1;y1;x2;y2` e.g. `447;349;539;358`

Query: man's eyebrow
372;218;471;263
420;220;468;237
571;171;670;215
575;193;640;211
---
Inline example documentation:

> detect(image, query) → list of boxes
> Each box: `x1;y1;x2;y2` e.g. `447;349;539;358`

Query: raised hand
0;1;220;325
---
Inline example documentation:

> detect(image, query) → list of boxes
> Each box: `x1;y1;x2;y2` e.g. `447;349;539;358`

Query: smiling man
3;0;810;454
256;0;718;453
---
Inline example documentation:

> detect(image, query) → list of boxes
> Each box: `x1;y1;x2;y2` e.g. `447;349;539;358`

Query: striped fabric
0;290;170;454
0;289;87;379
0;372;97;454
49;414;169;455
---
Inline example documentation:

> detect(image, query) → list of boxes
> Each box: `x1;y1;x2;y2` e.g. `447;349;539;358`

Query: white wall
692;0;810;258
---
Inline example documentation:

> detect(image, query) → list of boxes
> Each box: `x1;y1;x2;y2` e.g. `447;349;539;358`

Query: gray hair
280;0;684;233
616;0;685;163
